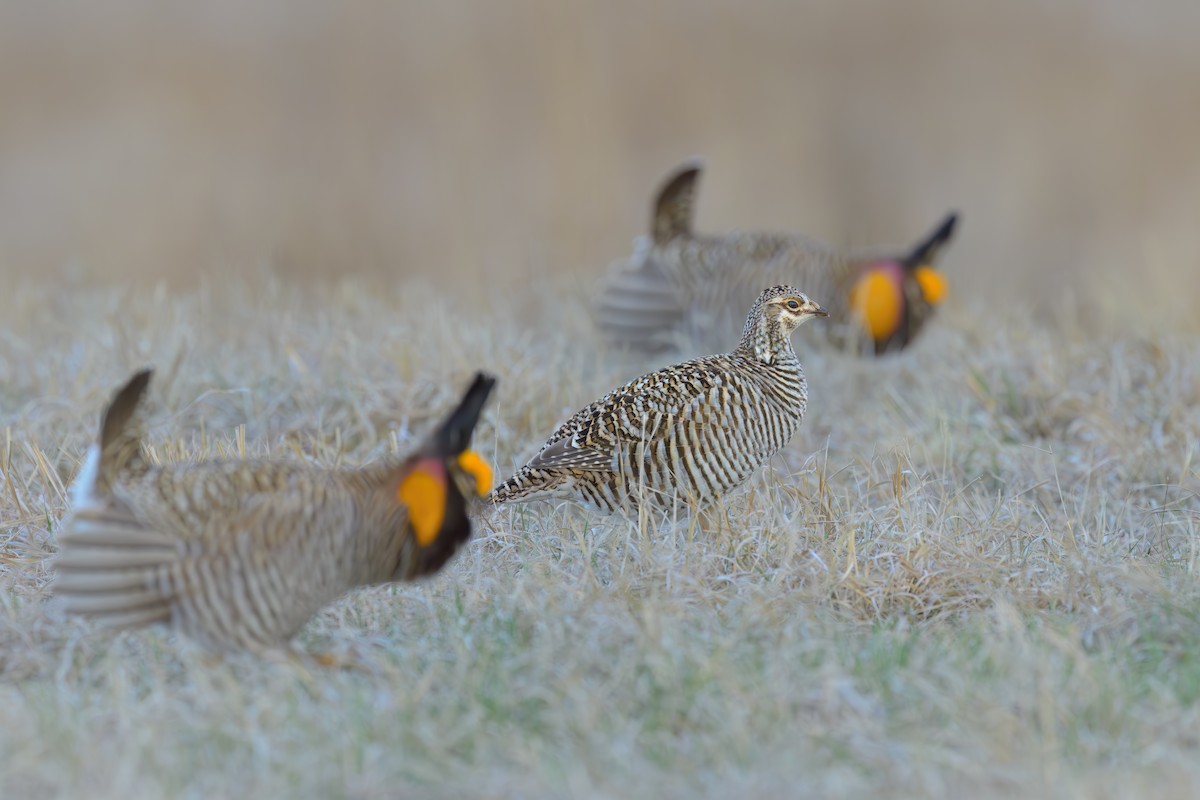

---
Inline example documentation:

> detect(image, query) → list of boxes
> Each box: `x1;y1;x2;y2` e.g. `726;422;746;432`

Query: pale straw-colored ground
1;271;1197;797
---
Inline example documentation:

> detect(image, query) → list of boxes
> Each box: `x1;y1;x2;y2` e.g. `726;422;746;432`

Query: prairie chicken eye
786;300;800;311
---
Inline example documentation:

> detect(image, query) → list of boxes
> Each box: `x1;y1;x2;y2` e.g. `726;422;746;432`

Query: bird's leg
299;643;368;672
695;508;717;538
308;651;348;669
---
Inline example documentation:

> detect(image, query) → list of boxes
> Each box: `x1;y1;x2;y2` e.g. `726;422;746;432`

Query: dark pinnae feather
905;212;959;268
427;372;497;457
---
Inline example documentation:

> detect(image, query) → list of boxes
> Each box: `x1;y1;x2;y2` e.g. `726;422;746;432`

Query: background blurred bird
594;161;958;357
490;285;826;516
52;368;497;656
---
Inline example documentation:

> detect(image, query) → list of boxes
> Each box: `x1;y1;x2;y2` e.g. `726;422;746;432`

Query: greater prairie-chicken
595;161;957;356
489;285;826;515
52;369;496;655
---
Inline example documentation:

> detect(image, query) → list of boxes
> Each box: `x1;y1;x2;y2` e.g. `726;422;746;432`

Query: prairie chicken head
760;286;829;334
392;372;497;577
845;212;956;354
740;285;829;361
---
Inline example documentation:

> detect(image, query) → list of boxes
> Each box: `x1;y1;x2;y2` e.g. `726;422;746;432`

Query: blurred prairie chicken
52;369;497;655
595;160;958;356
489;285;826;515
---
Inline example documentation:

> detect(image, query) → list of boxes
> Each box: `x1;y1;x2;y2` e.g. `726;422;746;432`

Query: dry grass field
2;274;1199;798
2;1;1200;797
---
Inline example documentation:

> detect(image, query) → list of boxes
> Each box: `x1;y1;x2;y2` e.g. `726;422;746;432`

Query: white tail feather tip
69;446;101;507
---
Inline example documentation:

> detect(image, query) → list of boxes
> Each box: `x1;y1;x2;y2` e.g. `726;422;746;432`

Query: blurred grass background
2;0;1198;322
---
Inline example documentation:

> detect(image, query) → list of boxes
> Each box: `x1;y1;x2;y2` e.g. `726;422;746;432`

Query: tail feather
58;588;167;615
54;543;178;570
593;257;688;352
91;368;154;496
53;569;161;593
52;503;179;629
594;160;703;352
99;369;152;455
55;368;180;631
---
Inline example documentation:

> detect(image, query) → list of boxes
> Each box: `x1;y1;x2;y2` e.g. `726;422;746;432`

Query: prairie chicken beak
808;303;829;318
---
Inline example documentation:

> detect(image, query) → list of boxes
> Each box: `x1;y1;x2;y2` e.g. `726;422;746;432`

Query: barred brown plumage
489;285;827;515
51;369;497;656
594;161;957;356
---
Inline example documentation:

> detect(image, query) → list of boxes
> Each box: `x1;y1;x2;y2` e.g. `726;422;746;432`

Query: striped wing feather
528;360;735;475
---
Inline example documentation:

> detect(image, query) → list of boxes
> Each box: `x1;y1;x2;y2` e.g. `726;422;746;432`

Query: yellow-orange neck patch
914;266;948;305
850;271;903;341
457;450;493;496
397;463;446;547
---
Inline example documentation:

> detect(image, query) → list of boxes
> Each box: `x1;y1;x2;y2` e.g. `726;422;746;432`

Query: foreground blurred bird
53;369;497;656
595;160;957;356
489;285;826;515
